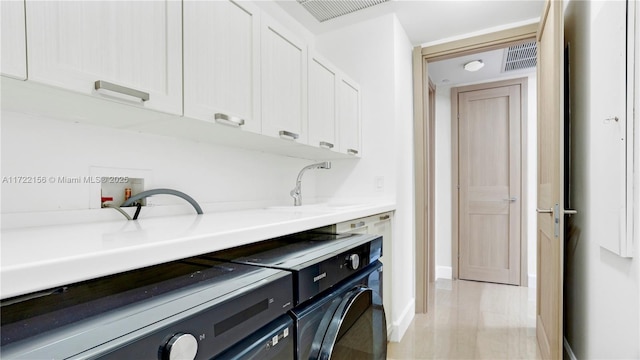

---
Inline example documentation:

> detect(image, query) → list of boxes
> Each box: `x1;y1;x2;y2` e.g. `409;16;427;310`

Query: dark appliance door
294;261;386;360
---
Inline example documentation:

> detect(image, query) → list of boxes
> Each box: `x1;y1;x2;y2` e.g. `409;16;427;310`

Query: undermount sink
266;202;368;212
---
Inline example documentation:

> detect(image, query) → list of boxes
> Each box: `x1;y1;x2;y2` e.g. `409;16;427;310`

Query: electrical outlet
89;167;152;209
374;176;384;192
100;177;145;208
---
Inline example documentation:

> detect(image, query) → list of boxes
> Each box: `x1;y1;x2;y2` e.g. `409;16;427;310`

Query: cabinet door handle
215;113;245;127
347;148;359;155
379;214;390;220
279;130;299;140
351;221;365;229
319;141;334;149
94;80;149;102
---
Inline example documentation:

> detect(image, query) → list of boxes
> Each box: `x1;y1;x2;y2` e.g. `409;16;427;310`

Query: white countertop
0;202;395;299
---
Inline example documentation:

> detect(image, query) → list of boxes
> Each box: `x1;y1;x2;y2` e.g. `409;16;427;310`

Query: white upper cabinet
1;0;27;79
308;51;338;151
25;1;182;115
183;0;260;133
261;15;307;143
338;75;362;157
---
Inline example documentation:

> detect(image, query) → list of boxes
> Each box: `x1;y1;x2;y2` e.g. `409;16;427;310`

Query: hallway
387;279;541;359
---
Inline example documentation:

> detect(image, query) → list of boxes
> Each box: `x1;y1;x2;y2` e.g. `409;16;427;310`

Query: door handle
564;209;578;216
94;80;149;102
536;208;553;214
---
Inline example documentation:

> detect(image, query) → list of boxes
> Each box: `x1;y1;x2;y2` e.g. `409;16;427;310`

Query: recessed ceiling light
463;60;484;72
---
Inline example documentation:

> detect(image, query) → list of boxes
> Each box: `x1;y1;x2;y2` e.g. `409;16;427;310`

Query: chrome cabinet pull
215;113;245;127
279;130;299;140
319;141;334;149
347;148;359;155
94;80;149;102
379;214;390;221
503;197;517;202
351;221;365;229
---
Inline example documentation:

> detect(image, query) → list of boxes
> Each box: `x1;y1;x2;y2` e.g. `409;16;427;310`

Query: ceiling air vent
297;0;390;23
502;41;537;72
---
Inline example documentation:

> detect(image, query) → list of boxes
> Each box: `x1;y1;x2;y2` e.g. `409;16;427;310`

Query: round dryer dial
162;333;198;360
347;254;360;270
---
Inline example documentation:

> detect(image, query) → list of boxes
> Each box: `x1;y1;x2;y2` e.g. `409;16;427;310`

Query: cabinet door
308;51;337;151
25;1;181;114
336;218;369;234
261;15;307;143
1;0;27;79
337;76;362;157
184;1;260;133
371;213;393;333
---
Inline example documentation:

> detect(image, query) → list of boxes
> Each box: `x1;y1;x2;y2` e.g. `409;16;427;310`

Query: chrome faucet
290;161;331;206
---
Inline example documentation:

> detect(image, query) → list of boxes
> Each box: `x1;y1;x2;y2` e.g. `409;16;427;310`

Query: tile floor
387;279;541;359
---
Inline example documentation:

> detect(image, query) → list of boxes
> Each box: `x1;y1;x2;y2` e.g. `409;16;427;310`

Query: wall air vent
502;41;537;72
297;0;390;23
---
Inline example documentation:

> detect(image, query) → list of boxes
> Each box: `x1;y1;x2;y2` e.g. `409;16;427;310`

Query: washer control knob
163;333;198;360
347;254;360;270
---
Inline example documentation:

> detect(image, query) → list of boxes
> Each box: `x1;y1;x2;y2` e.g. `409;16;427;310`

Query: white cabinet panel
261;15;307;143
25;0;181;115
336;212;393;335
1;0;27;79
338;76;361;157
184;0;260;133
308;51;338;151
592;0;634;257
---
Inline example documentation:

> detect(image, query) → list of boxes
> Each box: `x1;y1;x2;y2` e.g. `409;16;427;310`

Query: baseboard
436;266;452;280
528;274;536;288
564;337;577;360
388;299;415;342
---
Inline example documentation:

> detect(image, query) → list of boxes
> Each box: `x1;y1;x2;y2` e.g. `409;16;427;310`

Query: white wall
564;1;640;358
0;110;317;220
433;73;538;285
434;86;453;279
315;13;416;342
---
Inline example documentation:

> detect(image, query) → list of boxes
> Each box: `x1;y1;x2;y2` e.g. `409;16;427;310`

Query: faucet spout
290;161;331;206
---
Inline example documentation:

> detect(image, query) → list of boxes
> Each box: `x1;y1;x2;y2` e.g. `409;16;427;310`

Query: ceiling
428;45;536;87
276;0;542;87
275;0;545;46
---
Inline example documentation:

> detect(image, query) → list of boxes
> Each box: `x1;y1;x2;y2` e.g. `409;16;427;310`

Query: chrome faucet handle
290;187;301;206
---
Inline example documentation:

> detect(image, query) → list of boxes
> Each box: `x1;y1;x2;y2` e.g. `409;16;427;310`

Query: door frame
451;77;529;285
413;22;537;313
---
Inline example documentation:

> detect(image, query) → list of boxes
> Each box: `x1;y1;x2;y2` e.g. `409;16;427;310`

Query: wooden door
458;84;522;285
536;0;564;358
25;1;182;114
183;0;261;133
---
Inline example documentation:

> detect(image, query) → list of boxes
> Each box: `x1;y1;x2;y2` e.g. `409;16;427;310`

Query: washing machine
209;231;387;360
